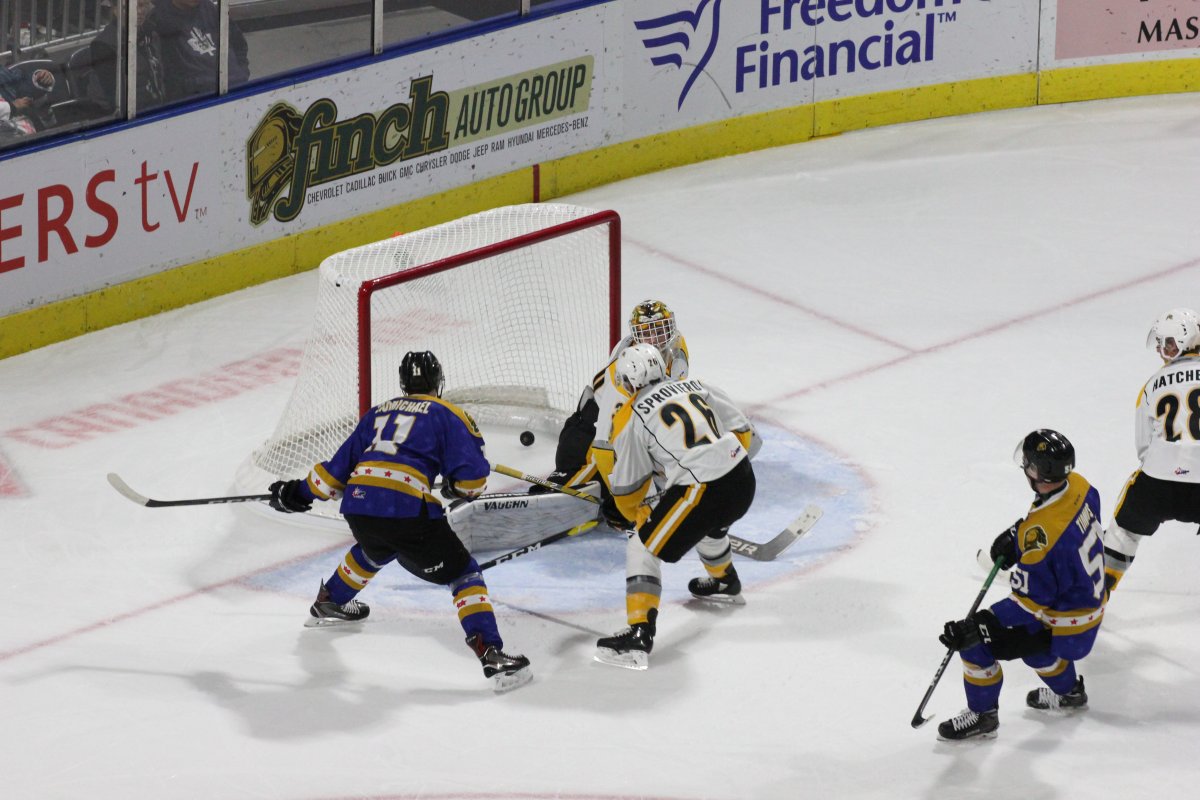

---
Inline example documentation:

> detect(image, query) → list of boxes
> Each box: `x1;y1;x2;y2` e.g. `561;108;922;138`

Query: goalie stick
910;559;1005;729
491;463;823;562
107;473;271;507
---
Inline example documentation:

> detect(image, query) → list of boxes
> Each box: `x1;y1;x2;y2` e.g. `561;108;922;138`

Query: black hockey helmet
399;351;444;397
1014;429;1075;484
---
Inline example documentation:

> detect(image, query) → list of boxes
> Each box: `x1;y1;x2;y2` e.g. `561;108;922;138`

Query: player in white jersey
1104;308;1200;592
593;344;760;669
533;300;689;497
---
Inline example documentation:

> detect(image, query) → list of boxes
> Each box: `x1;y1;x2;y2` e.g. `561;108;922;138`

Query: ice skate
1027;676;1088;711
936;708;999;741
467;634;533;692
304;582;370;628
687;566;745;605
595;609;656;670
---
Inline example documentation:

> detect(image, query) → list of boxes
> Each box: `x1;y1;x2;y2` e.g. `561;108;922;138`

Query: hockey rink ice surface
4;92;1200;798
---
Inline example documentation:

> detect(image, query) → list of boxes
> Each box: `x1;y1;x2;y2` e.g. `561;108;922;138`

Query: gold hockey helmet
629;300;679;352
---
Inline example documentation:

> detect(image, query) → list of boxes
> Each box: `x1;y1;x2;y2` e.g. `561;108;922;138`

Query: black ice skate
936;708;999;742
304;582;370;628
687;566;745;605
1027;676;1088;711
594;609;656;670
466;634;533;693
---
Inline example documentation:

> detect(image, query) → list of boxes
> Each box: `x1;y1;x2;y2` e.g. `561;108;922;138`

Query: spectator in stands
0;62;57;142
90;0;167;114
147;0;249;103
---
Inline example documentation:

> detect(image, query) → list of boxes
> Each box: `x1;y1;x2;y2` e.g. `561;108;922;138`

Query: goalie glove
528;470;571;495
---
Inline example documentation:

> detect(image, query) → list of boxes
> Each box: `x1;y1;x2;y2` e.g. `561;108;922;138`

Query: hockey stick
491;463;598;502
107;473;271;508
478;519;599;570
910;559;1005;729
492;463;821;562
976;547;1013;577
729;504;822;562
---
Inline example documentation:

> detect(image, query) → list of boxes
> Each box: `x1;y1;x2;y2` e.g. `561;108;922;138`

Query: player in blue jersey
936;430;1105;740
267;351;532;692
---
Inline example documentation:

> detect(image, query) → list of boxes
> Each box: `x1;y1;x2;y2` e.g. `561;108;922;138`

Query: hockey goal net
244;203;621;501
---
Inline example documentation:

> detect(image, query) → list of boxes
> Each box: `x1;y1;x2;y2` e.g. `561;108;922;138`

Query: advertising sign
1056;0;1200;60
621;0;1039;138
0;5;616;318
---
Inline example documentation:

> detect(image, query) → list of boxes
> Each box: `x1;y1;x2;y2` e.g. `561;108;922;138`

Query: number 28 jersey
1134;353;1200;483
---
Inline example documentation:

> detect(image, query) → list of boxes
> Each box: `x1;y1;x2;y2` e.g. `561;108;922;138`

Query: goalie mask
1014;429;1074;490
399;351;445;397
616;343;667;393
630;300;679;353
1146;308;1200;362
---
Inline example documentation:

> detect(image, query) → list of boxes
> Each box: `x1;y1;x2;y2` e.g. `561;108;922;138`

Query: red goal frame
355;209;622;416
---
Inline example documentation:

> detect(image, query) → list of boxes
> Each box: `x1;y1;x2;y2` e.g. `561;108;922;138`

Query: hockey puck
520;431;535;446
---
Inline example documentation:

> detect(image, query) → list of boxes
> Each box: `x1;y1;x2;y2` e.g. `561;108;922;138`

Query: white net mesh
247;203;617;489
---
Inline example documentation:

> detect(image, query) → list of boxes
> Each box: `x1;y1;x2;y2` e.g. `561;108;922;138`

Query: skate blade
303;616;366;629
492;666;534;693
689;592;746;606
593;647;649;670
1027;702;1088;713
937;730;998;743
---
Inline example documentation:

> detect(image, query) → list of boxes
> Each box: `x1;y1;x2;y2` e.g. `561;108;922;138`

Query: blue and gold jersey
991;472;1106;661
297;394;488;519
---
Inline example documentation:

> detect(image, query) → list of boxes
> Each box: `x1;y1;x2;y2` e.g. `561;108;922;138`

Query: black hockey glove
600;495;635;532
939;614;986;652
989;521;1021;570
440;480;472;501
528;470;570;495
268;479;312;513
939;609;1051;661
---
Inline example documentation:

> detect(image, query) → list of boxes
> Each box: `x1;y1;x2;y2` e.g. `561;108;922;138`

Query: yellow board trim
4;60;1198;361
1040;59;1200;105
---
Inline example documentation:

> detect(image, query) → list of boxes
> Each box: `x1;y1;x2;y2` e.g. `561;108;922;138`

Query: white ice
3;93;1200;798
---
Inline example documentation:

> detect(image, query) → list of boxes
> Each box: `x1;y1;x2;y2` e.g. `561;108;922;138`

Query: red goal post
245;203;622;495
357;208;622;417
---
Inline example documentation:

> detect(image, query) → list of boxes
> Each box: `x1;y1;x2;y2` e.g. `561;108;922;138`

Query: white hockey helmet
617;343;667;393
629;299;679;353
1146;308;1200;361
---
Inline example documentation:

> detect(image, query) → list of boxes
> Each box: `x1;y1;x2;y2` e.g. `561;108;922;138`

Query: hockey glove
939;615;985;652
440;480;472;501
528;470;570;495
939;609;1051;660
600;495;635;532
989;521;1021;570
268;479;312;513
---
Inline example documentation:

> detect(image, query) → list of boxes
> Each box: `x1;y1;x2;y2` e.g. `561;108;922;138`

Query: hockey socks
449;558;503;648
325;544;385;604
